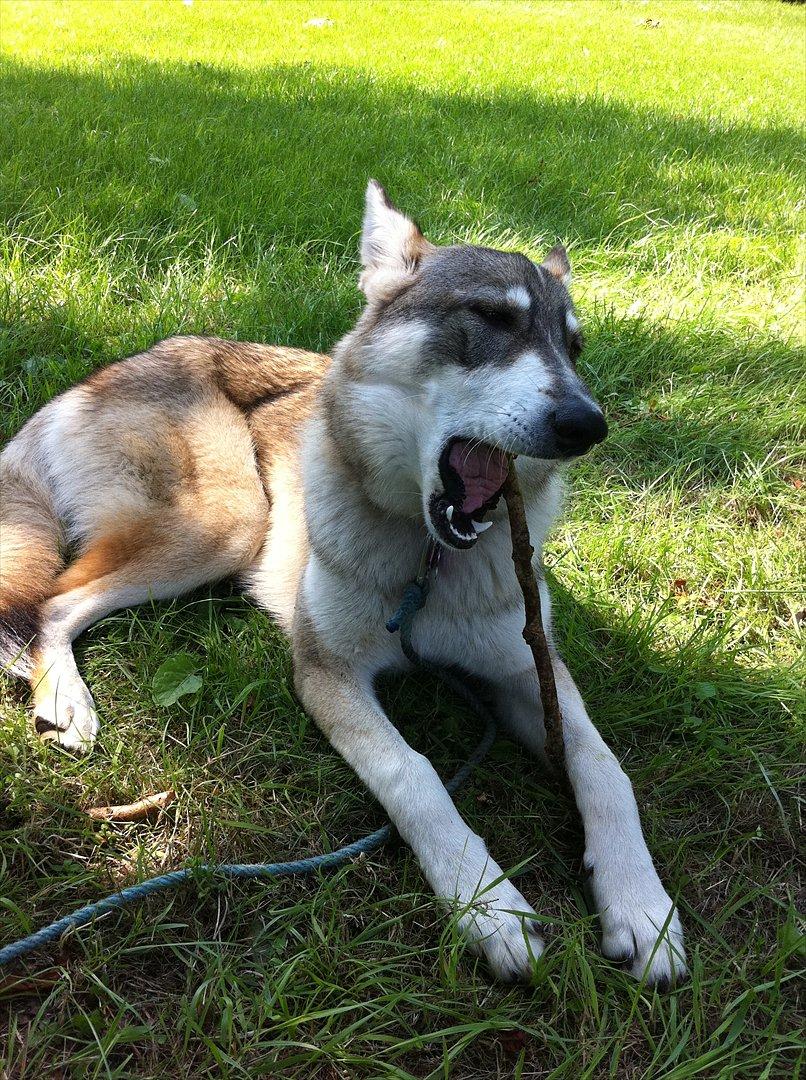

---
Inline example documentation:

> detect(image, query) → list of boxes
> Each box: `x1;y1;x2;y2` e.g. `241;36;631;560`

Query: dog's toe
587;859;687;991
466;893;545;984
34;713;67;735
608;910;686;989
33;688;98;752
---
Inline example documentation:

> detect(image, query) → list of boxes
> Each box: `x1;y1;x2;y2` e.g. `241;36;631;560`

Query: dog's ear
542;244;572;287
359;180;433;299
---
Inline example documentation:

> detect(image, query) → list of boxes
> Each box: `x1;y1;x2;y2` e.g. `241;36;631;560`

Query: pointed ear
359;180;433;298
542;244;572;287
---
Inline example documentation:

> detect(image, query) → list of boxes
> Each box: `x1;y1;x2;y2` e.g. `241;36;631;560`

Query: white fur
360;319;432;378
506;286;531;310
361;182;405;263
503;349;554;396
241;457;307;634
358;182;434;301
32;645;98;750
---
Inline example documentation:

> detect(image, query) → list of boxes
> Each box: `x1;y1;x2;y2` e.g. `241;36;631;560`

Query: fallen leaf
694;681;717;701
152;653;203;706
498;1028;530;1056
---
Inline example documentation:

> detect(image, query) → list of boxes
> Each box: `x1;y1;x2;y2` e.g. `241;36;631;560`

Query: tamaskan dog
0;182;685;986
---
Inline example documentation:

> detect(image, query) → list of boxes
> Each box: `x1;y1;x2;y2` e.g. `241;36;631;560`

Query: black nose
553;400;608;454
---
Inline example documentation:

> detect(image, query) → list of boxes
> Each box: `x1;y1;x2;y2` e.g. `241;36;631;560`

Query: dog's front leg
494;663;686;988
294;657;544;982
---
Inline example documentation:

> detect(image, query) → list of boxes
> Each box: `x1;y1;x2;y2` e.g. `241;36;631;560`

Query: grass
0;0;804;1075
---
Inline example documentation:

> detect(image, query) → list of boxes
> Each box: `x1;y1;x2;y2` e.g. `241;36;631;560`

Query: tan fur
53;521;160;594
0;456;65;674
0;464;64;609
0;336;322;683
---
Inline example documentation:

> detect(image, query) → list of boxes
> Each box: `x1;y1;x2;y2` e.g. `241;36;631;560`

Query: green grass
0;0;804;1075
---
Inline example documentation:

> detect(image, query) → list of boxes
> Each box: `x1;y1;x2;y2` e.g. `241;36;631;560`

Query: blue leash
0;550;496;967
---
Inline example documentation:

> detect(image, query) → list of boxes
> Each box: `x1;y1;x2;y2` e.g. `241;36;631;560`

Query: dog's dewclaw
86;788;176;821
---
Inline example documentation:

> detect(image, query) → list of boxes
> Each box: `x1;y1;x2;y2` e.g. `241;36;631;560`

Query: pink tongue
448;440;509;514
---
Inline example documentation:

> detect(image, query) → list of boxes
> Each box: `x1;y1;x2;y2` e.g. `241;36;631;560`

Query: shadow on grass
1;55;802;480
0;573;799;916
0;54;800;263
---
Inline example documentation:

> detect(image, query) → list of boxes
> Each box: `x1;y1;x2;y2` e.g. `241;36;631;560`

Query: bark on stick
86;789;175;822
502;460;567;780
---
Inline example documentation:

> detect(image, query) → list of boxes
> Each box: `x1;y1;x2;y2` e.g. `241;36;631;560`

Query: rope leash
0;550;496;968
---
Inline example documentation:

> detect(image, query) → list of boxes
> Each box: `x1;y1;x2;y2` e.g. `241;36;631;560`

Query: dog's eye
567;330;584;364
468;301;517;330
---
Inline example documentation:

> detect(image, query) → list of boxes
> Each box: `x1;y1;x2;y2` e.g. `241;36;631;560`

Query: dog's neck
318;357;427;521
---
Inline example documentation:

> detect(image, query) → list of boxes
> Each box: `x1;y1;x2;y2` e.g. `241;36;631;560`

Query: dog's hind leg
3;383;269;750
32;505;267;751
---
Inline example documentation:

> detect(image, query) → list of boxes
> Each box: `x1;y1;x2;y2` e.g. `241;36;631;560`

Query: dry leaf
498;1028;530;1056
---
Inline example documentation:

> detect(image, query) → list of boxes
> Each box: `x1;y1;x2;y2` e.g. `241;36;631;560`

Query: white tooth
449;522;475;543
472;519;492;532
446;505;454;521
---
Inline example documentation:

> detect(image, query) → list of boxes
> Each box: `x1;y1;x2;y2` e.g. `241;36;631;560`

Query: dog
0;182;685;987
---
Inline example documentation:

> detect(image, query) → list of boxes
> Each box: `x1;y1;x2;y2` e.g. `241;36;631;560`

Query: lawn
0;0;804;1076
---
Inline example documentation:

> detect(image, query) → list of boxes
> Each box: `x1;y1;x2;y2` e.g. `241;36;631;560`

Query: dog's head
333;181;607;550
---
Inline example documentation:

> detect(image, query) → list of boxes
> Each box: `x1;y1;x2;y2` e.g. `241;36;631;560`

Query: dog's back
0;336;327;744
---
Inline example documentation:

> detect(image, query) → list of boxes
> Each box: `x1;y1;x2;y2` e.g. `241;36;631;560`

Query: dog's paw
33;679;99;752
459;877;545;983
585;855;686;989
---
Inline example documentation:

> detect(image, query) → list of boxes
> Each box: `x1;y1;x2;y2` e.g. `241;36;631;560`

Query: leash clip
386;539;440;636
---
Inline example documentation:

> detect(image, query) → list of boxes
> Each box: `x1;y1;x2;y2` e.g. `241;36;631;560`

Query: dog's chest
303;528;534;682
406;545;533;678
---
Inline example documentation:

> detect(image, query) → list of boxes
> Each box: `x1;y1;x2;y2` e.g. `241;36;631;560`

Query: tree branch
502;460;567;782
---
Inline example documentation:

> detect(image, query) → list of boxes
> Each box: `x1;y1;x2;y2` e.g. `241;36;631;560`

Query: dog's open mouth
428;439;510;549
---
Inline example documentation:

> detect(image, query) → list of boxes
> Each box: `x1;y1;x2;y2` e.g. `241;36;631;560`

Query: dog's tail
0;448;64;677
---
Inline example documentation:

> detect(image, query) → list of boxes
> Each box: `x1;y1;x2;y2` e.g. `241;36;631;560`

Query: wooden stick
0;969;61;997
502;460;567;781
86;789;175;822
